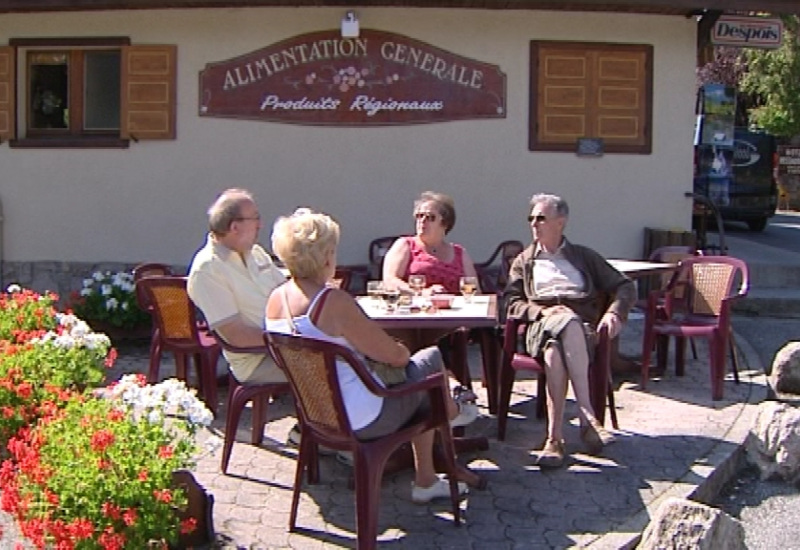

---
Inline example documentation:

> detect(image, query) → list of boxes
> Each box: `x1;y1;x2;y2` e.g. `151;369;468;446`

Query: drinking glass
366;280;384;304
459;276;478;304
408;274;426;296
383;288;400;312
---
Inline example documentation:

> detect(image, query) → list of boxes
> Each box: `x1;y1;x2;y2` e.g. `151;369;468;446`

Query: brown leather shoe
536;438;566;469
581;419;616;454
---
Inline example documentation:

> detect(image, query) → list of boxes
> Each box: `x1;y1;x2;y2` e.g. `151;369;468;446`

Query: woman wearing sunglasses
383;190;480;300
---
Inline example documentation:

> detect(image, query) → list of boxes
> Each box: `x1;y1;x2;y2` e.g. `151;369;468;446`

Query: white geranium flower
92;271;104;282
6;283;21;293
80;288;93;297
100;284;113;296
105;297;119;310
83;278;95;288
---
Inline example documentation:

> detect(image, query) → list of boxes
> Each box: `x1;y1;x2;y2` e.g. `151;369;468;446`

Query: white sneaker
450;402;479;428
411;475;468;504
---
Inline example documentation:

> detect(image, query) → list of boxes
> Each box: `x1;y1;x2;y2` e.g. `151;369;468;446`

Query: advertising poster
700;84;736;147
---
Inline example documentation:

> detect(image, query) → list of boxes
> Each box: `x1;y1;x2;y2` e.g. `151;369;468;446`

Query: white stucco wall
0;7;697;268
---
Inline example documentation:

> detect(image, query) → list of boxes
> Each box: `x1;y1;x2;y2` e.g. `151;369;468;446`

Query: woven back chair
133;263;174;383
138;276;221;413
640;255;749;400
265;331;462;550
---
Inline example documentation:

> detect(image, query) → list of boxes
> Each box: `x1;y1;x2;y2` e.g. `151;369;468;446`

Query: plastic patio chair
132;262;174;383
368;235;402;280
495;314;617;441
474;240;524;295
265;331;464;550
137;276;221;413
210;331;291;474
640;255;749;400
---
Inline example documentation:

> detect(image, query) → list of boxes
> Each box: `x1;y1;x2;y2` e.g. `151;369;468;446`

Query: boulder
637;497;744;550
746;401;800;483
770;342;800;396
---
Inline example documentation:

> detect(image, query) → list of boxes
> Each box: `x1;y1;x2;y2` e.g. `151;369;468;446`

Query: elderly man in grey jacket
504;193;636;468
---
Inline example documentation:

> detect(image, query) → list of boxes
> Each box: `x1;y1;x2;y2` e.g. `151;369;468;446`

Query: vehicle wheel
747;218;768;232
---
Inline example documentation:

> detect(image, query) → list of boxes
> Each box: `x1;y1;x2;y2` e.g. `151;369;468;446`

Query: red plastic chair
138;276;221;413
640;255;749;400
265;331;465;550
210;331;291;474
495;316;616;441
474;240;524;295
133;263;174;384
368;235;402;280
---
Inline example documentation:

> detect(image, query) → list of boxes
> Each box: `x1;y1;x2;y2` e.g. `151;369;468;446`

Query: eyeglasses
414;212;438;222
235;215;261;222
528;214;547;223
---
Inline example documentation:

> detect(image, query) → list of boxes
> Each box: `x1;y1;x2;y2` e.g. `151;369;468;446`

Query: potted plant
69;271;152;339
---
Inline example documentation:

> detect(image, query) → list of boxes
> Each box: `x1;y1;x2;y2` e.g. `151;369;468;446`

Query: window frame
9;37;131;149
529;40;653;155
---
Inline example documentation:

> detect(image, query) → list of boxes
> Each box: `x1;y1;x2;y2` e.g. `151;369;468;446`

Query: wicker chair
265;331;464;550
210;331;291;474
132;262;174;383
640;255;749;400
137;276;221;413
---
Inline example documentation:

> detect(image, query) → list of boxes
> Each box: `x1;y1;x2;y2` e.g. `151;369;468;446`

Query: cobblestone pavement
0;318;766;549
108;317;765;549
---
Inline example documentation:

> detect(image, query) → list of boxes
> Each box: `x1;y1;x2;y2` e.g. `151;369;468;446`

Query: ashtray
430;294;456;309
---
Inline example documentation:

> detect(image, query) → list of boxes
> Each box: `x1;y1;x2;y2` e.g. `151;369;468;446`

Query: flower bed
70;271;151;331
0;285;217;549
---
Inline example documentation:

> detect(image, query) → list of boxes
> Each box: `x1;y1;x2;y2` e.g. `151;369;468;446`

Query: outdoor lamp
341;11;359;38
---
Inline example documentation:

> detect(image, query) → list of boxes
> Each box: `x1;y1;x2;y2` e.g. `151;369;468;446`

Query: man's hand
598;311;623;340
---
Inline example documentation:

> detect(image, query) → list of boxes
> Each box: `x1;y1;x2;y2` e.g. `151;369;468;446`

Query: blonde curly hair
271;208;340;279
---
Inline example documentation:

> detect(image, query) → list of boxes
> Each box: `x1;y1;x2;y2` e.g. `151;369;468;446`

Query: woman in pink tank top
382;191;481;351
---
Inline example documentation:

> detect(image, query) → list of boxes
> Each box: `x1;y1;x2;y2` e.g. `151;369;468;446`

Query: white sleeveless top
265;287;383;431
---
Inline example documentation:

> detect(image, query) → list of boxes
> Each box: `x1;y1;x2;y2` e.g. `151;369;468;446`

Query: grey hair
530;193;569;218
207;188;255;236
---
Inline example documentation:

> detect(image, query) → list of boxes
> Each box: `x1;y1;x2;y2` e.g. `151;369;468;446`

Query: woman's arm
382;237;413;292
319;289;411;367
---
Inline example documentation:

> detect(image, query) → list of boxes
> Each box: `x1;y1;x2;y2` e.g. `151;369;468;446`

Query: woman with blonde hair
265;208;482;502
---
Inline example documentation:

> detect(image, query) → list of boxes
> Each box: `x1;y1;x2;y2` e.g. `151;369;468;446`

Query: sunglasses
528;214;547;223
414;212;438;222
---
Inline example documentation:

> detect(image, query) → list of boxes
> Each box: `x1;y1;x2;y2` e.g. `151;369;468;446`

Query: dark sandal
453;385;477;404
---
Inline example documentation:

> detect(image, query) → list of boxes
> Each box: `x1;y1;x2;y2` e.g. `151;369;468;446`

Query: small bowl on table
430;294;456;309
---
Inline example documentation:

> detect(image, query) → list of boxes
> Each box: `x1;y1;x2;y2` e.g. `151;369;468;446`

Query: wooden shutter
0;46;15;142
530;41;652;154
121;45;176;140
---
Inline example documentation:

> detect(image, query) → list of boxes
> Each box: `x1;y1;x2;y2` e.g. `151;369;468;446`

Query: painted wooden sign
198;29;506;126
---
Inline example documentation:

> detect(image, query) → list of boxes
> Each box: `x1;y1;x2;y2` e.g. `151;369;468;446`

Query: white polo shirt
187;233;287;382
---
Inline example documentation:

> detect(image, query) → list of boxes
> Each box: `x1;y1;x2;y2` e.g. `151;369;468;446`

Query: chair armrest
211;330;268;355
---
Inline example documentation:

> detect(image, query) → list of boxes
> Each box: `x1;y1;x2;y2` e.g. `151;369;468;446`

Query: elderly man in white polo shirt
187;188;287;386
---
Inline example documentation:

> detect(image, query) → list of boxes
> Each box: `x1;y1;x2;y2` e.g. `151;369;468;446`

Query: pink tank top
403;236;465;294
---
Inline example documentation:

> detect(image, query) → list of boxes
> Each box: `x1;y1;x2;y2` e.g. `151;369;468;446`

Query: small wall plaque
576;137;604;157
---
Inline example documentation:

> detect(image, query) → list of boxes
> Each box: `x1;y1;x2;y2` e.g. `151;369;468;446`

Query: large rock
637;497;744;550
746;400;800;483
770;342;800;395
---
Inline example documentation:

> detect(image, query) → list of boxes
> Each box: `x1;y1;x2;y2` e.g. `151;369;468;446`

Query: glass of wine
366;281;384;306
383;288;400;312
408;274;426;296
459;276;478;304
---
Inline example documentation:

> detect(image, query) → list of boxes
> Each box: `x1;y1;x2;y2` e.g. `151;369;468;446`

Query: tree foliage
740;15;800;137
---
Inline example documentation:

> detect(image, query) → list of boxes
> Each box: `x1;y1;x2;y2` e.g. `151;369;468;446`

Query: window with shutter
530;41;652;154
0;46;14;142
5;38;176;148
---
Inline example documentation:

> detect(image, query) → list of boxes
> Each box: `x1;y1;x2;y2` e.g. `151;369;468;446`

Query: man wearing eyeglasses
187;188;287;386
504;193;635;469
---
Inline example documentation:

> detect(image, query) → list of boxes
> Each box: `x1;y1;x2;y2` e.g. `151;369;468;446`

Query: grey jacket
503;238;636;326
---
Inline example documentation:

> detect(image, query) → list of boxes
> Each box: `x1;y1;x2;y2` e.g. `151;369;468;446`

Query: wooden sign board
199;29;506;126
